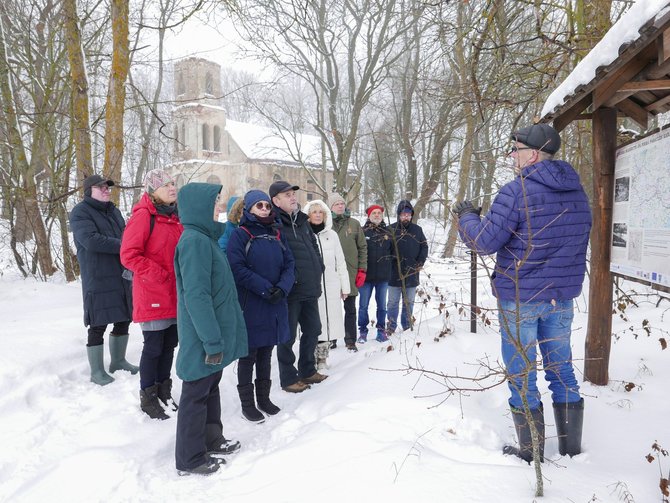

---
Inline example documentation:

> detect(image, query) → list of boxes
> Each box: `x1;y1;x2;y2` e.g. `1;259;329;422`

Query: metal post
470;250;477;333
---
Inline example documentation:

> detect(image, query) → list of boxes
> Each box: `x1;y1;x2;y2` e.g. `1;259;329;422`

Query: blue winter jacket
217;196;240;253
69;196;132;327
174;183;248;382
458;159;592;302
226;211;295;349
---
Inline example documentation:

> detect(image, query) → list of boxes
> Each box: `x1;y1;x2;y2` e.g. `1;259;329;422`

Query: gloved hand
355;269;366;288
452;200;482;218
205;352;223;365
267;287;285;304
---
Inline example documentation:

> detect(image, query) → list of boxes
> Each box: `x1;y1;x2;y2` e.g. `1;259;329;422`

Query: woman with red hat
358;205;393;343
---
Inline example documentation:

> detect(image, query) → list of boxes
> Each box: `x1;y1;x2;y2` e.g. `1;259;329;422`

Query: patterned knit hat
144;169;173;194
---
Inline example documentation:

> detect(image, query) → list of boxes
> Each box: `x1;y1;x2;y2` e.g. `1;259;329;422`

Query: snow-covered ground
1;236;668;502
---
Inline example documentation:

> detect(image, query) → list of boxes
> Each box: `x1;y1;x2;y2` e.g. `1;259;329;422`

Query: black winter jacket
70;196;132;327
362;220;393;283
276;208;323;301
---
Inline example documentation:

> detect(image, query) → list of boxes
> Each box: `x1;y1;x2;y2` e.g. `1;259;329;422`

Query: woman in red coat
121;169;183;420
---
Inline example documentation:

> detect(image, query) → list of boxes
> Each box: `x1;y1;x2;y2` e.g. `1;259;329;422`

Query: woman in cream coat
304;200;350;370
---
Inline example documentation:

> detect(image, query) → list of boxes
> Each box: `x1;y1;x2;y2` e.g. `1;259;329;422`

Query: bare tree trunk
0;14;56;276
63;0;94;183
103;0;130;204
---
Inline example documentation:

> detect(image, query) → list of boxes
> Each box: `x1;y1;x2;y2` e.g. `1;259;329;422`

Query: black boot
140;384;169;420
502;406;544;463
255;379;280;415
553;398;584;456
205;424;241;456
157;378;178;411
237;384;265;423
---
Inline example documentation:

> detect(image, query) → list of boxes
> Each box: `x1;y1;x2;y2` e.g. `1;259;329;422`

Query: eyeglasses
508;146;535;154
255;201;272;210
93;185;111;192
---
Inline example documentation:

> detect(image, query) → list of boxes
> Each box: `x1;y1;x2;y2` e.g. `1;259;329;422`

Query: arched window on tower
213;126;221;152
273;173;282;182
177;73;185;96
202;124;210;151
205;72;213;95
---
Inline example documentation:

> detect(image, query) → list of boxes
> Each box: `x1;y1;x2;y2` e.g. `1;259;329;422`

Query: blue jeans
386;286;416;332
358;281;388;334
498;299;581;410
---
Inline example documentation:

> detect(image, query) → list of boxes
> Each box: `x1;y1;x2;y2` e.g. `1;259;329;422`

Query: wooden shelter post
584;107;616;385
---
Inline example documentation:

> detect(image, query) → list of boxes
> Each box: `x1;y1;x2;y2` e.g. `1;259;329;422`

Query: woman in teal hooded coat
174;182;248;476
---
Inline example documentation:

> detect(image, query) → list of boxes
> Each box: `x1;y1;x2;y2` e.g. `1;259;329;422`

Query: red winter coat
120;193;183;322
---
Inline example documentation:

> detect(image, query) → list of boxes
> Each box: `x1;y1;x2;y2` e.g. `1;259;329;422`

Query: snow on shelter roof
541;0;670;120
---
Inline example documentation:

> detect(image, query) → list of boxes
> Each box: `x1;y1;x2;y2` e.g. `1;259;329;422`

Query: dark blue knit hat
244;190;271;211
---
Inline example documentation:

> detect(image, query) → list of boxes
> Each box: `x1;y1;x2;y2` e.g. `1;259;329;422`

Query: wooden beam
617;79;670;91
644;51;670;80
553;94;592;132
616;98;649;128
645;92;670;111
593;45;656;110
659;28;670;63
585;107;616;386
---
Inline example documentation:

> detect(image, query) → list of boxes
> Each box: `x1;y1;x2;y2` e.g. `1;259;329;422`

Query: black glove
205;352;223;365
267;287;284;305
452;200;482;218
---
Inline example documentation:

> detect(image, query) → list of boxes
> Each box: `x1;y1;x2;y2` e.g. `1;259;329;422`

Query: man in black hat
70;174;137;386
269;180;327;393
453;123;591;463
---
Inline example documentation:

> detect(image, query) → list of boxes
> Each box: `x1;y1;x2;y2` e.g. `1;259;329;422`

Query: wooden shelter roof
542;7;670;131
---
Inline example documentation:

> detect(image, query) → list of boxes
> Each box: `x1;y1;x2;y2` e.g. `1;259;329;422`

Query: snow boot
553;398;584;456
157;378;178;412
205;423;241;456
255;379;280;415
140;384;169;420
177;455;225;476
86;344;114;386
108;334;139;374
315;341;330;370
375;329;388;342
237;384;265;423
357;332;367;344
502;405;544;463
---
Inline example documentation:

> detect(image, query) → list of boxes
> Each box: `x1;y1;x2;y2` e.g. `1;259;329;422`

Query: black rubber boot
140;384;169;420
237;384;265;423
553;398;584;456
502;405;544;463
157;378;178;411
255;379;280;415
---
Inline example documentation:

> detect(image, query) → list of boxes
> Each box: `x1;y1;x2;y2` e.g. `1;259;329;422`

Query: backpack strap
239;225;286;255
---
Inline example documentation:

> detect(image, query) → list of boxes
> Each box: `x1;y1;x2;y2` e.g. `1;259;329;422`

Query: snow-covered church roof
225;119;322;166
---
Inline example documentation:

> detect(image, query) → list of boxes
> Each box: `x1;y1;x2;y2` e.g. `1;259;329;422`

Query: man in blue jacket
454;123;592;463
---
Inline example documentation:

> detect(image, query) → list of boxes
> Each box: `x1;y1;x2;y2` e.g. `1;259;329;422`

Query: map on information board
611;127;670;287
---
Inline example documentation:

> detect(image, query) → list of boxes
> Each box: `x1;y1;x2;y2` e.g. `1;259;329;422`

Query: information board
610;127;670;287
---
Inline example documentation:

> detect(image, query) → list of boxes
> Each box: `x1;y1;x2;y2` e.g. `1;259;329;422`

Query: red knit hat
366;204;384;217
